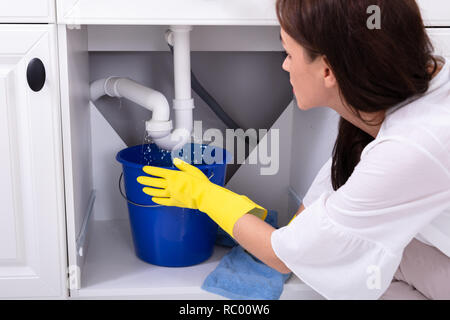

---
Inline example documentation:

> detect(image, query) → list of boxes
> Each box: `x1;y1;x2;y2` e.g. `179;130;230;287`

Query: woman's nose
282;57;289;72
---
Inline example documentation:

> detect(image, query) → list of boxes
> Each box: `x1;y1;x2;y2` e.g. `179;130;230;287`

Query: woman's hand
136;158;209;209
136;158;267;237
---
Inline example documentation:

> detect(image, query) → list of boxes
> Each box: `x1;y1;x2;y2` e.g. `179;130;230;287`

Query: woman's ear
321;56;337;88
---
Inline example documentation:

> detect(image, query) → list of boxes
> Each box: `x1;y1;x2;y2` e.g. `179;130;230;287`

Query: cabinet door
0;25;66;298
0;0;55;23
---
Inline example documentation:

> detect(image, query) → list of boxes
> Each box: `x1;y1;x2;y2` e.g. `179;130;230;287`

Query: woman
137;0;450;299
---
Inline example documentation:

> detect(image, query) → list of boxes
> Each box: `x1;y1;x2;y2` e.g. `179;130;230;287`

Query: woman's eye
283;51;291;59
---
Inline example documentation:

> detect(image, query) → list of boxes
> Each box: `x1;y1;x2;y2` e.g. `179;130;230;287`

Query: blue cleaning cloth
215;209;279;247
202;246;291;300
204;210;291;300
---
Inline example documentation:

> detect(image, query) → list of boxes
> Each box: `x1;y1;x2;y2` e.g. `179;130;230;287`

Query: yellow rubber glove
136;158;267;237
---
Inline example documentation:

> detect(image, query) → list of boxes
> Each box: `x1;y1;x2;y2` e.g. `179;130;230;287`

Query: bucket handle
119;170;215;208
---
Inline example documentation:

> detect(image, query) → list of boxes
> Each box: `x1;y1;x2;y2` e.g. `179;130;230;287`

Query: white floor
72;219;324;300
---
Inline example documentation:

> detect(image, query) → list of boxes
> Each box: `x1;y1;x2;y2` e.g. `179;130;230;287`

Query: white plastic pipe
90;77;173;139
90;78;108;102
172;26;192;100
89;25;195;151
153;25;195;150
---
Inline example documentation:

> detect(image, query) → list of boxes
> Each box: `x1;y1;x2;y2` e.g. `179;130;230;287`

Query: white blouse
271;56;450;300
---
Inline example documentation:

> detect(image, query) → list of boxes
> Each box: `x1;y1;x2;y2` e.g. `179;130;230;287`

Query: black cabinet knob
27;58;46;92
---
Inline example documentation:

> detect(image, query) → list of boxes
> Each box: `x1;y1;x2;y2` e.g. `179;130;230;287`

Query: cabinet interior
60;24;450;299
61;24;327;298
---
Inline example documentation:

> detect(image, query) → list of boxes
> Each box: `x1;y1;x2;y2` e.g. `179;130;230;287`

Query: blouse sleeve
271;138;450;300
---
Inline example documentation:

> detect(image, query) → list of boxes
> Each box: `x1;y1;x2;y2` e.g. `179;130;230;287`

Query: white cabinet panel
0;25;66;298
417;0;450;26
0;0;55;23
428;29;450;58
57;0;278;25
57;0;449;27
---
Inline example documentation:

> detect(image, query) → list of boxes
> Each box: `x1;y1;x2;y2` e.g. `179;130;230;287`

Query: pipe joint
145;119;173;133
103;76;123;98
173;98;195;111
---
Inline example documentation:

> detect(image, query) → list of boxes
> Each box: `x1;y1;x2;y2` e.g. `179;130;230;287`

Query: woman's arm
233;215;291;274
232;204;306;274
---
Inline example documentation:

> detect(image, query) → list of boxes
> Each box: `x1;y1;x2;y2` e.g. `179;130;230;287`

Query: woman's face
280;28;336;110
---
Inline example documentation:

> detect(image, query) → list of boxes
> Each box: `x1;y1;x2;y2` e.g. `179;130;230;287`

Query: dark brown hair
276;0;439;190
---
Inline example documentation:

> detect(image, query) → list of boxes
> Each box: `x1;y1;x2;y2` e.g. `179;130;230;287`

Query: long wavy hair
276;0;439;190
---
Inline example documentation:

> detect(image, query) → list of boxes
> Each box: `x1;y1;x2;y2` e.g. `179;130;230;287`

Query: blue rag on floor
203;210;291;300
201;246;291;300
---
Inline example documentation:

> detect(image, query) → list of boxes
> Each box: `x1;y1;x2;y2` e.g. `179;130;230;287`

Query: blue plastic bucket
116;143;231;267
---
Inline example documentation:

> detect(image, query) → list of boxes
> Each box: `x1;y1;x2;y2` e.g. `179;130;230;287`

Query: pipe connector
145;119;173;139
173;98;195;110
103;76;123;98
152;127;192;151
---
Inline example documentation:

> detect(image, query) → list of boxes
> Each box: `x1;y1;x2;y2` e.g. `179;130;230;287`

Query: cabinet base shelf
71;219;323;300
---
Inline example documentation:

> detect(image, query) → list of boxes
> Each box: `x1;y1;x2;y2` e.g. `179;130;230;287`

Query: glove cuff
198;184;267;238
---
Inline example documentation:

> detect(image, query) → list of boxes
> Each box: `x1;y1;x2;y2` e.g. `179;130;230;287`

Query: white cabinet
56;0;278;25
0;0;449;300
428;29;450;59
0;25;66;299
0;0;55;23
56;24;325;300
56;0;450;26
417;0;450;26
51;1;450;300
